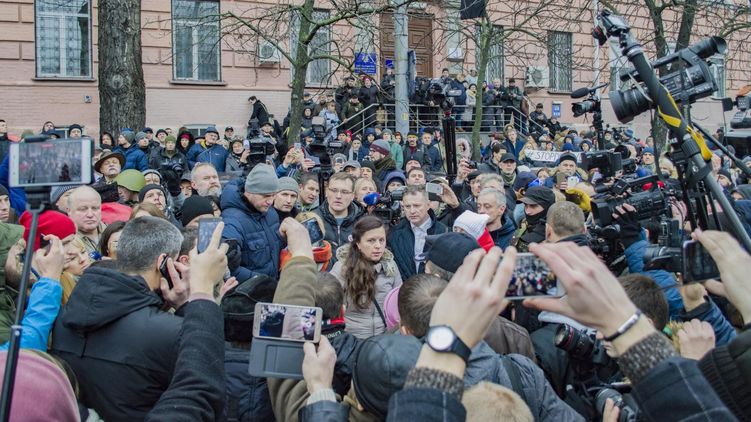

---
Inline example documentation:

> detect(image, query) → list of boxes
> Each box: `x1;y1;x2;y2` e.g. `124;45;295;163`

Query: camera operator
247;96;270;138
150;135;188;178
225;139;251;175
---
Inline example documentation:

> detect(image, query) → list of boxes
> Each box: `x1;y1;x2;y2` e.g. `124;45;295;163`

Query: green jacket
388;141;404;170
0;223;24;344
268;256;378;422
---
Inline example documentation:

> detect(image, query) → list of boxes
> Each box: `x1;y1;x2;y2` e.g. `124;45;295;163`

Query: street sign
355;52;377;75
385;59;393;69
552;102;562;118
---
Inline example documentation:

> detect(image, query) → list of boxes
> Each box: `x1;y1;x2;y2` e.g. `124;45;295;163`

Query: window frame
547;31;573;93
290;8;332;87
171;0;223;82
474;24;504;83
34;0;94;80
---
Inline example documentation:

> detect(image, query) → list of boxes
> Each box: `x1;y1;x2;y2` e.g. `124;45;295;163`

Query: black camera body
371;187;405;226
643;218;684;272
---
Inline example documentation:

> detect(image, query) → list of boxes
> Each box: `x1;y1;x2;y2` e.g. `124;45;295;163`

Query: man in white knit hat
453;210;495;251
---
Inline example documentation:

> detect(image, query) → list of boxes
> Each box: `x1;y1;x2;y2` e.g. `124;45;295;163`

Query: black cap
225;126;234;131
520;186;556;209
558;152;577;165
353;334;422;419
501;153;517;163
221;275;278;342
513;171;537;191
425;233;481;274
180;196;215;226
467;170;484;181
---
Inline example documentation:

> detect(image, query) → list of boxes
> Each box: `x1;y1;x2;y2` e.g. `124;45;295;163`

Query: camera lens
610;88;652;123
554;324;595;359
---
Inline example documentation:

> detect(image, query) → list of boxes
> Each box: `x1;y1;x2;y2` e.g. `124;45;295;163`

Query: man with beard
188;126;228;171
191;163;222;198
510;186;555;252
93;150;124;187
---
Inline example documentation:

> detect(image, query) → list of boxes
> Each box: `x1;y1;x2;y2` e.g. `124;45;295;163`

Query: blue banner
354;52;377;75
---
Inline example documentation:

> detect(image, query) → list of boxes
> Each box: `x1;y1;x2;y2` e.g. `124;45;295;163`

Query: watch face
428;326;455;350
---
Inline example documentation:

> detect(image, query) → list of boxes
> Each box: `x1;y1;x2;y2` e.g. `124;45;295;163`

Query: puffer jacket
115;143;148;171
329;244;403;339
221;179;283;280
313;201;364;257
51;266;182;421
464;341;584;422
190;143;229;172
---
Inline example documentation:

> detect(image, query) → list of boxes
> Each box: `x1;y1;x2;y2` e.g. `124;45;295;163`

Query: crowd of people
0;78;749;422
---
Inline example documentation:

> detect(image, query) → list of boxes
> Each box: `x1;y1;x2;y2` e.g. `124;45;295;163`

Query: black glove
162;168;181;197
613;205;641;248
226;239;242;274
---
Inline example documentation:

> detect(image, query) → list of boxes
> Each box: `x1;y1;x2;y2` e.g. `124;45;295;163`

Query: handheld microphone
363;192;381;206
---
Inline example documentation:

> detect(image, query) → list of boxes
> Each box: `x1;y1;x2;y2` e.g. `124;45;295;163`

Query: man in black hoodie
510;186;555;253
51;216;188;421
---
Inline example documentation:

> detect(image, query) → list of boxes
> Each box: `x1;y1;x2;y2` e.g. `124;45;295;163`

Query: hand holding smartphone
505;253;562;299
682;240;720;283
198;217;223;253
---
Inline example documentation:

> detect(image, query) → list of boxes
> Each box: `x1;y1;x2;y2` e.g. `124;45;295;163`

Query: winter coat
358;85;379;107
679;297;736;346
224;345;275;422
387;140;404;170
698;327;751;420
465;341;584;422
329;245;403;339
249;101;270;127
145;299;225;422
115;143;148;171
313;201;364;256
343;102;364;132
189;142;229;172
402;144;426;168
422;144;444;172
489;215;517;250
51;266;182;421
625;239;684;320
386;387;465;422
226;153;250;175
0;277;61;352
503;138;526;160
268;256;377;422
149;148;188;173
221;179;283;280
387;213;448;280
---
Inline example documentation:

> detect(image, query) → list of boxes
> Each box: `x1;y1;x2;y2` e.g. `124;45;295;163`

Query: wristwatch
425;325;472;363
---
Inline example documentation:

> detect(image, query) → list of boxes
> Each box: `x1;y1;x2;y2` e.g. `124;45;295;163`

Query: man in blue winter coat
221;164;283;280
188;126;228;171
114;130;148;171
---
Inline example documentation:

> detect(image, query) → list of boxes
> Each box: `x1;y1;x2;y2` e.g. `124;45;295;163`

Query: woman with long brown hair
330;215;402;339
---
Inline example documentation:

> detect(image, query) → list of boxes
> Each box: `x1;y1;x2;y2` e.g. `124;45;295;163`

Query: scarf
501;172;516;186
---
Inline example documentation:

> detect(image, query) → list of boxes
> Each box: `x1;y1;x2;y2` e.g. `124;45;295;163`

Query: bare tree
98;0;146;137
222;0;412;145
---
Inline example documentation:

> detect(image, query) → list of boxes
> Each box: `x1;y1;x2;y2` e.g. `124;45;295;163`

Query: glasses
328;188;353;196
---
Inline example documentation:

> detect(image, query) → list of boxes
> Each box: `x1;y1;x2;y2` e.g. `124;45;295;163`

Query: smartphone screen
426;183;444;196
506;253;561;299
682;240;720;283
197;217;222;253
253;303;322;342
567;176;579;189
294;142;302;150
9;138;93;188
301;217;324;244
243;139;250;150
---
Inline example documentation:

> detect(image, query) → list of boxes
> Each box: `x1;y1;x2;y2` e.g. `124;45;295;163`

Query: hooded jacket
329;245;403;339
114;143;149;171
51;266;182;421
221;179;283;281
149;147;189;173
387;213;448;280
489;215;517;249
314;201;364;257
464;341;583;422
189;142;229;172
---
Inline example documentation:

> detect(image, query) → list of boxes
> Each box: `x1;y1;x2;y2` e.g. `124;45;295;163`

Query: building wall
0;0;748;140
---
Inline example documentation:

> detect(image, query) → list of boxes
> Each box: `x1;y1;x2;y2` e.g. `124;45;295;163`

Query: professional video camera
245;137;276;168
602;33;726;123
412;77;463;111
643;218;683;272
590;175;674;226
367;187;405;226
724;92;751;157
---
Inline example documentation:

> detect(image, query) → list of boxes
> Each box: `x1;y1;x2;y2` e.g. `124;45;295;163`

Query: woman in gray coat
329;216;402;339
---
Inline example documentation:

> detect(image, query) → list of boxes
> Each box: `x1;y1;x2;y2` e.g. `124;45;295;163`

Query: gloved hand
613;203;641;248
225;239;242;274
162;168;181;197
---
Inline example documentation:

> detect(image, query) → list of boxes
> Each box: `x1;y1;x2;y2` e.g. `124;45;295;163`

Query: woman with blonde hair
130;203;166;220
60;237;92;304
330;215;402;339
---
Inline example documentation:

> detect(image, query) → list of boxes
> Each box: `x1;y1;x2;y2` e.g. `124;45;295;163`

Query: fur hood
335;243;398;278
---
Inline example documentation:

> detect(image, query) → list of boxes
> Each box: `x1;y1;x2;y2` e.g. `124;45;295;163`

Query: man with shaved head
68;186;104;255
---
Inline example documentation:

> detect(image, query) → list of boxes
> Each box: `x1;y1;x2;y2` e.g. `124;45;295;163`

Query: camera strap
373;298;387;327
501;357;527;403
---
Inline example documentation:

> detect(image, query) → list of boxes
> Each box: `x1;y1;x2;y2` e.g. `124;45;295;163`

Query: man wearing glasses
314;172;363;260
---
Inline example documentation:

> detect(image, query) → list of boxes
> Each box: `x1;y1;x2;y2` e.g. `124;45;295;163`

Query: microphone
363;192;381;206
570;82;609;99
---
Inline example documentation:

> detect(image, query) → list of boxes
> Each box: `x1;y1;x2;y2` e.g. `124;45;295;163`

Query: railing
333;103;546;138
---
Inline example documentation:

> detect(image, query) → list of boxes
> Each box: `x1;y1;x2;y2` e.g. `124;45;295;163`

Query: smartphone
197;217;222;253
426;182;444;202
567;176;579;189
9;137;93;188
253;303;322;342
243;139;250;150
159;256;174;289
301;217;324;245
556;173;567;186
294;142;302;150
334;156;345;166
682;240;720;283
506;253;562;300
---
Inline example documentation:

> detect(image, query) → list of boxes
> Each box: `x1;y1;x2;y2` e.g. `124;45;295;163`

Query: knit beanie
245;164;279;194
277;177;299;194
370;139;391;156
142;169;161;181
453;210;490;240
49;185;79;204
0;351;79;422
0;184;9;198
181;195;215;226
135;131;147;142
138;184;166;203
164;135;177;145
121;130;135;144
19;210;76;251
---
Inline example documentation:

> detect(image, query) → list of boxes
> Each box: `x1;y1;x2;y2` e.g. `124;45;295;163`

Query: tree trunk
470;18;492;161
286;0;315;147
98;0;145;138
676;0;698;49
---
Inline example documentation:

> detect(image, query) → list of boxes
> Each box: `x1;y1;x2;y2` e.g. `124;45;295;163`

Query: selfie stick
0;187;49;421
